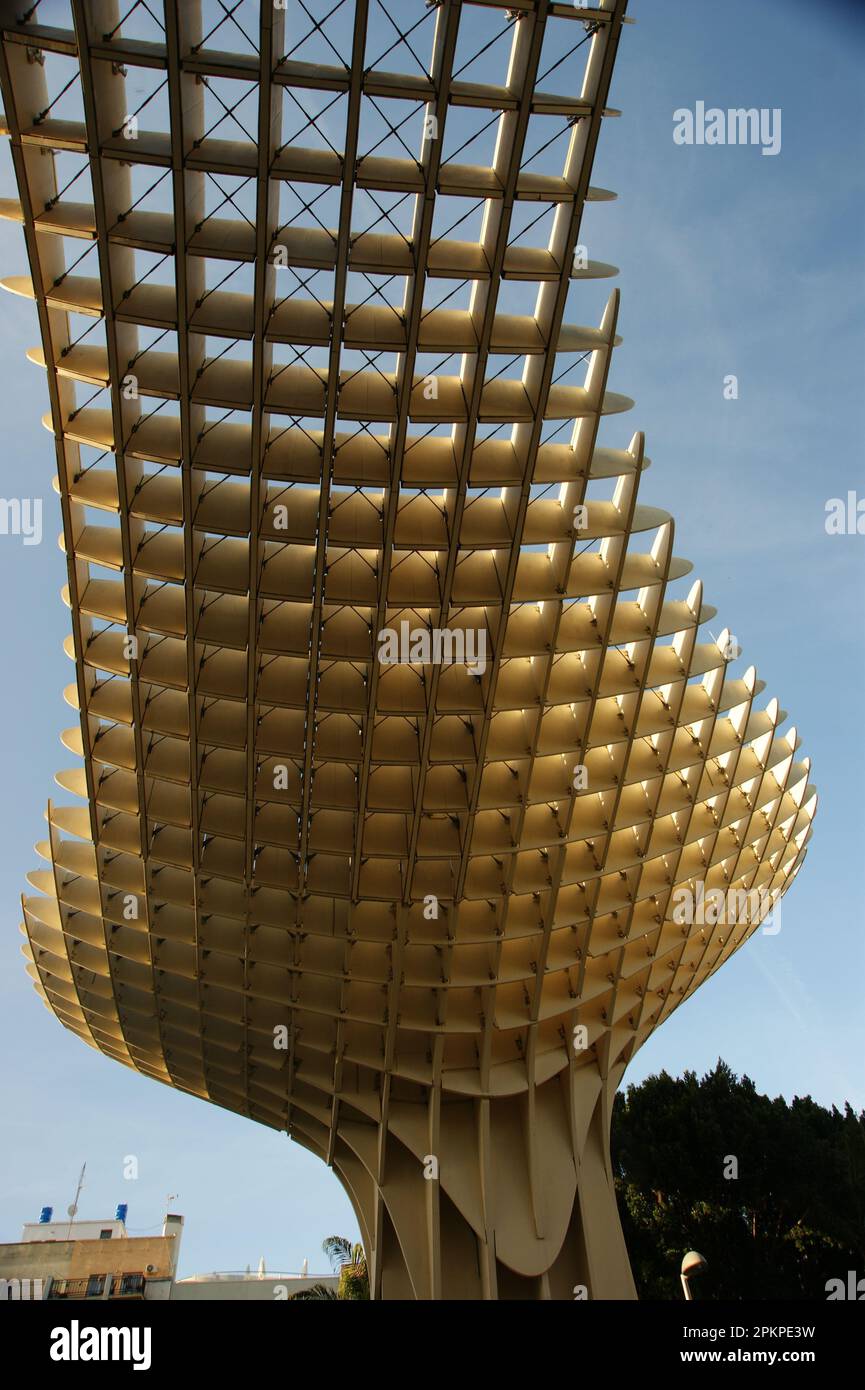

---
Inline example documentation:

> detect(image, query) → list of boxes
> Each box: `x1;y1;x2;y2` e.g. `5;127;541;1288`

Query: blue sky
0;0;862;1277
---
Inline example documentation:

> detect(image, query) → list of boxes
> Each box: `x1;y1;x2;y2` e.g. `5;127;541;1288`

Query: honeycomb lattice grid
2;0;815;1298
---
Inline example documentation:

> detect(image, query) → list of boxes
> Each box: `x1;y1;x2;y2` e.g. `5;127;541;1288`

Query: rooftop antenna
65;1162;86;1239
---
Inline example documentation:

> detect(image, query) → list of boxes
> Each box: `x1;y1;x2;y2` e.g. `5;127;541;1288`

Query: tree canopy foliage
612;1061;865;1299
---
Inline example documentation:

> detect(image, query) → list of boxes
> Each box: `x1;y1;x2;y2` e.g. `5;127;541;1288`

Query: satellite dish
66;1205;76;1218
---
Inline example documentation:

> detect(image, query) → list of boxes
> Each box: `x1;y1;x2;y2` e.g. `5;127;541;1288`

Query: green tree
324;1235;370;1300
290;1236;370;1301
613;1061;865;1299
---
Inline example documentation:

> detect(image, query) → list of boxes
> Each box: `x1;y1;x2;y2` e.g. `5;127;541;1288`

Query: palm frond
322;1234;353;1271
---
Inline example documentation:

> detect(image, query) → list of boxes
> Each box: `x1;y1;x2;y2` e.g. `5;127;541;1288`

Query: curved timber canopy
2;0;815;1299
